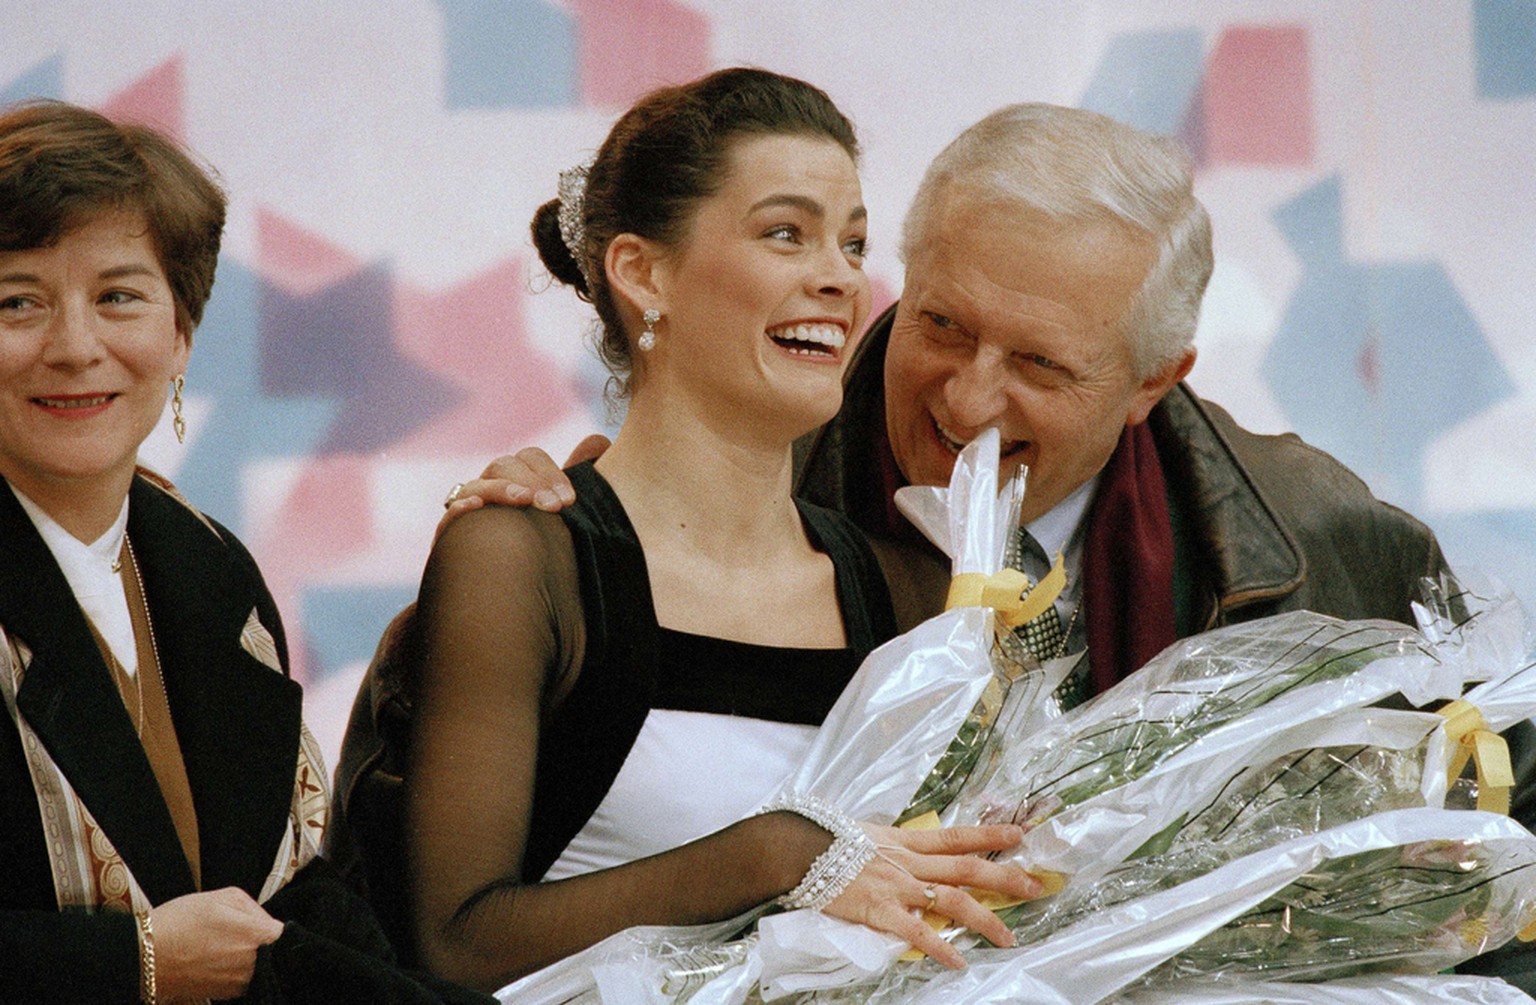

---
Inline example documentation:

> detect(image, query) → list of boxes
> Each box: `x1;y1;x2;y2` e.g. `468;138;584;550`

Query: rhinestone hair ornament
556;160;593;285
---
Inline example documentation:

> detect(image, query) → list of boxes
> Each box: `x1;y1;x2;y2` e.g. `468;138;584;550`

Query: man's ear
1125;347;1196;427
605;232;667;318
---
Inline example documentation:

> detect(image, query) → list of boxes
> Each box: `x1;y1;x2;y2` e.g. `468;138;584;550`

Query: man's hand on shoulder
436;435;610;540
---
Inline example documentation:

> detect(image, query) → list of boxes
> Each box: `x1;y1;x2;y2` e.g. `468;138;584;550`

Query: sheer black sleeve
403;507;830;990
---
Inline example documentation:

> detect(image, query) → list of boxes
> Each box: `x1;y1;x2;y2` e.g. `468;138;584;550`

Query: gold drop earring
171;374;186;444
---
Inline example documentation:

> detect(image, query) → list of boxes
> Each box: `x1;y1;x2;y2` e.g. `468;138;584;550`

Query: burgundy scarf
1083;421;1178;695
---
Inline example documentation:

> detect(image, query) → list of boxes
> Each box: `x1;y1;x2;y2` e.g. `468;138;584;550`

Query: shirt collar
9;485;136;674
1024;472;1099;563
10;486;130;583
1020;472;1099;606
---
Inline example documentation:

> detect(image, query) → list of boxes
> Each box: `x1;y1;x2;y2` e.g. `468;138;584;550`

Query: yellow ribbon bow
945;551;1067;629
1437;699;1514;816
1437;702;1536;943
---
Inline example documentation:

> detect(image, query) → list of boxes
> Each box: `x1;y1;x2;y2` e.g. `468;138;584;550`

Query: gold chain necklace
121;538;170;735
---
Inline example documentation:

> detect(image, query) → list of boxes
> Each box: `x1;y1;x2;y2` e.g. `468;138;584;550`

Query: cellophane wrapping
499;431;1042;1004
825;810;1536;1004
498;434;1536;1005
1109;973;1535;1004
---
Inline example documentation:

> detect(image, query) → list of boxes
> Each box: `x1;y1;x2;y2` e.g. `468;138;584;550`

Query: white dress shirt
10;486;135;676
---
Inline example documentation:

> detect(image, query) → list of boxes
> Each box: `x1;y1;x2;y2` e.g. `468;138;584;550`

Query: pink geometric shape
569;0;712;107
393;259;584;453
263;457;377;579
100;56;185;142
256;209;364;296
1201;25;1314;166
247;456;381;687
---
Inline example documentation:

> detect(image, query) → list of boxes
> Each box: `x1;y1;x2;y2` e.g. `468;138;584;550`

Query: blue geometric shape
300;586;417;680
1431;509;1536;617
1272;175;1347;265
1474;0;1536;98
1261;176;1517;508
259;261;464;454
1;54;63;104
437;0;578;109
1079;29;1205;135
180;257;338;535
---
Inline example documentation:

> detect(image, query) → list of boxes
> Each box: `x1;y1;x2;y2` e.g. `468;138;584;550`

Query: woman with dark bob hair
333;67;1041;991
0;100;490;1005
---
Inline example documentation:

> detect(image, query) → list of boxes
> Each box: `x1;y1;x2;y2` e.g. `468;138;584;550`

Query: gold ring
443;482;466;509
922;885;938;910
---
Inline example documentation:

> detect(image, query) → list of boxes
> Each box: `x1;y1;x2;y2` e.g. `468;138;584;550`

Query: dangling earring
171;374;187;444
639;308;660;352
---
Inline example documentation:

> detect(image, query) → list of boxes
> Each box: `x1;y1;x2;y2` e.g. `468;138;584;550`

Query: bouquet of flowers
753;627;1536;998
833;810;1536;1004
497;435;1536;1005
1110;974;1536;1005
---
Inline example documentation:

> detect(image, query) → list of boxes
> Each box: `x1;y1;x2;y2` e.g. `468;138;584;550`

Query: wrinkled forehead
903;197;1154;323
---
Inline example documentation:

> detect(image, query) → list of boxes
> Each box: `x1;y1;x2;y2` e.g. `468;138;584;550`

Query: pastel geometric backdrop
5;1;1534;765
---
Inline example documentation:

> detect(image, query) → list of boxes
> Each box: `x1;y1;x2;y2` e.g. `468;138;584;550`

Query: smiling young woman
331;68;1044;991
614;130;870;458
597;128;873;646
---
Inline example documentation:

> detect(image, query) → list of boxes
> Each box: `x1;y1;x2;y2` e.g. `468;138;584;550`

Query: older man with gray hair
801;102;1443;697
795;103;1535;987
406;97;1535;989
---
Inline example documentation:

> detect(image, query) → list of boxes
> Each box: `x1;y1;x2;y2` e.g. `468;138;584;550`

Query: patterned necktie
1014;527;1092;709
1017;592;1066;661
1012;528;1065;661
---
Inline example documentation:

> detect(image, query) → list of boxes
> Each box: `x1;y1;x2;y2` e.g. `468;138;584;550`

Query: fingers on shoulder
514;445;568;480
478;446;560;483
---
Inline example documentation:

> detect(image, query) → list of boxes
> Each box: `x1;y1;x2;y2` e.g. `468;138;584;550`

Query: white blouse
542;709;816;881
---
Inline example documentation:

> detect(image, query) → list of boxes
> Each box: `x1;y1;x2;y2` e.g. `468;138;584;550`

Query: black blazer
0;477;496;1005
0;474;302;1002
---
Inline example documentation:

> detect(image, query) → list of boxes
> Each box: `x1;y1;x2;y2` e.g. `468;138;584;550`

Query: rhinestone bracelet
759;794;876;912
